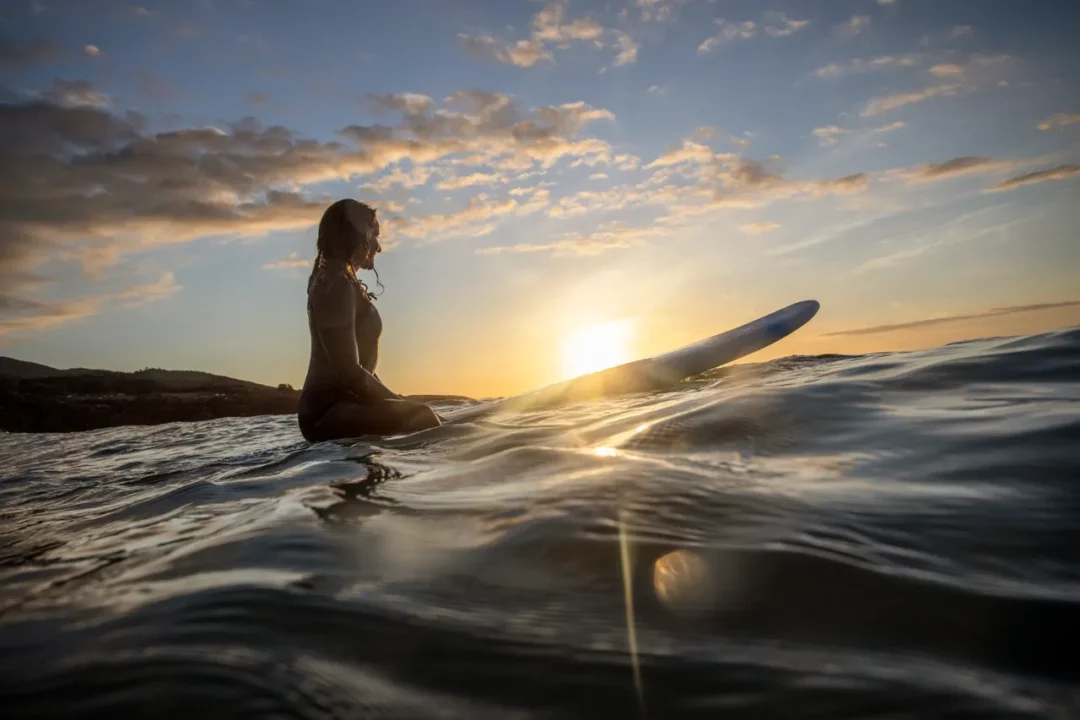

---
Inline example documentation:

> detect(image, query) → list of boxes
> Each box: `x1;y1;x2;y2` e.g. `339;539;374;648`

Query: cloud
763;12;809;38
458;35;551;68
0;38;58;66
560;142;870;223
876;0;897;5
836;15;871;38
39;79;111;108
0;84;618;333
897;156;1021;184
1037;112;1080;132
116;271;181;307
860;83;961;116
951;25;974;38
82;44;101;58
0;272;180;337
477;220;670;257
589;172;608;180
394;195;522;240
460;0;632;69
698;20;757;53
929;63;964;77
634;0;688;23
824;301;1080;337
435;172;504;191
263;252;310;270
737;222;781;234
988;164;1080;193
247;91;270;108
531;0;604;43
646;139;716;167
129;5;152;17
0;297;103;336
811;54;921;79
611;31;639;67
874;121;906;133
813;125;849;147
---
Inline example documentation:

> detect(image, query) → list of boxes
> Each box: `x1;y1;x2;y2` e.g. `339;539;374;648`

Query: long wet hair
308;198;384;301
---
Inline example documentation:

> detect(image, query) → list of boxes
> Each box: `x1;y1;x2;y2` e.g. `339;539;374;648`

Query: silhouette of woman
297;199;441;441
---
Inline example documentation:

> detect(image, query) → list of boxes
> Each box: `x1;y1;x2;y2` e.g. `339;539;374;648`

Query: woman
298;198;441;442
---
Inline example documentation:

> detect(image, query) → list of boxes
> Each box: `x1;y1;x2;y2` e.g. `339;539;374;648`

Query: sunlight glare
561;319;635;379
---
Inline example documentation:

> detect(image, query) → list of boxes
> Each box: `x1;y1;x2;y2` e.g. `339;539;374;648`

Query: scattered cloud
698;20;757;53
646;139;716;168
435;172;504;191
263;252;310;270
1037;112;1080;132
951;25;974;38
813;125;849;147
897;156;1021;184
698;12;807;51
531;0;604;44
395;194;522;240
0;272;181;337
0;84;620;332
39;79;111;108
836;15;871;38
477;220;670;257
0;297;103;336
738;222;781;234
647;84;665;95
874;121;906;133
0;38;58;66
115;271;182;308
876;0;897;5
988;164;1080;193
811;54;921;79
82;44;101;58
764;12;810;38
929;63;964;78
459;35;551;68
860;83;962;116
611;31;639;67
634;0;690;23
589;172;608;180
129;4;152;17
824;301;1080;337
459;0;634;69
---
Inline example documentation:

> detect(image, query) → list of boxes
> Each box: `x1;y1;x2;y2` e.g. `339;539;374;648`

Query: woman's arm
311;276;399;402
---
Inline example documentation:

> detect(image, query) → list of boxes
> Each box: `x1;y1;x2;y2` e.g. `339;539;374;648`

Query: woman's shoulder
308;261;359;307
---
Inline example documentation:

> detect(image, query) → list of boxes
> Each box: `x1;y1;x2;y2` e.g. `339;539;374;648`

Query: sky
1;0;1079;398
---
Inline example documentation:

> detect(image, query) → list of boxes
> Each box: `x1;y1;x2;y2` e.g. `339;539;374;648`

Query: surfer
297;199;442;442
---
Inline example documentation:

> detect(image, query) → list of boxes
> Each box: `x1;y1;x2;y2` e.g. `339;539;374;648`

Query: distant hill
0;357;272;390
0;356;298;433
0;356;69;379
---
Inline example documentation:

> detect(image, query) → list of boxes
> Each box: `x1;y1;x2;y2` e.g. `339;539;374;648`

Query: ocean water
1;327;1079;719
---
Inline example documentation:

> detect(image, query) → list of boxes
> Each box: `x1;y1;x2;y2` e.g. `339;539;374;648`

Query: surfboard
443;299;820;422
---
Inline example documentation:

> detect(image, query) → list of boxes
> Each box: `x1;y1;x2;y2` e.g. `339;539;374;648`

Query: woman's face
348;208;381;270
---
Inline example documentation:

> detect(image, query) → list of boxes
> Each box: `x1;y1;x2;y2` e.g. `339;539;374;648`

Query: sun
561;319;635;379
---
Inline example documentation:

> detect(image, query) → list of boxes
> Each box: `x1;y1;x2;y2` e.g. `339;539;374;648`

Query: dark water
2;328;1079;719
